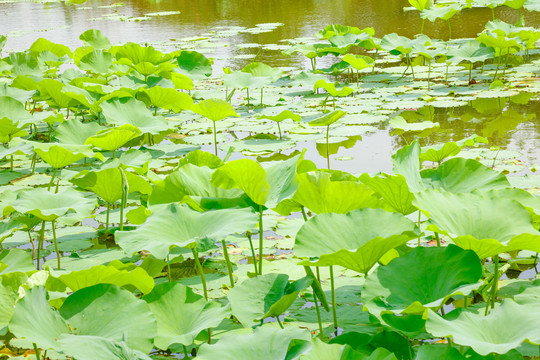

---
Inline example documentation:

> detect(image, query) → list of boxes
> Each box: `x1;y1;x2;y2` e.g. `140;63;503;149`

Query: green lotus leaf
54;261;154;294
111;42;168;65
313;80;353;97
101;149;152;174
308;110;346;127
36;79;81;109
212;152;303;208
5;187;96;221
58;335;151;360
101;97;170;135
448;41;495;65
55;119;102;144
143;282;230;349
258;110;301;123
79;29;111;49
0;83;35;104
149;163;243;207
78;49;114;74
300;338;371;360
5;52;43;77
228;273;312;327
85;124;142;151
197;326;311;360
171;72;194;90
414;345;465;360
359;173;417;215
292;171;383;214
420;158;510;193
408;0;433;11
390;116;439;133
137;86;193;113
295;208;419;274
191;98;239;122
420;4;462;22
33;143;104;168
503;0;526;9
116;203;257;259
177;150;223;169
0;119;28;143
0;95;31;123
0;249;35;274
413;190;540;258
342;54;374;70
0;272;26;330
381;33;413;55
29;38;72;58
393;140;425;193
426;299;540;355
71;167;152;204
242;61;282;82
10;284;156;353
362;245;482;317
476;31;522;53
176;50;212;78
223;71;258;89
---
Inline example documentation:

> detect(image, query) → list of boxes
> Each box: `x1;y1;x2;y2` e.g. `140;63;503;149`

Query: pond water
1;0;539;173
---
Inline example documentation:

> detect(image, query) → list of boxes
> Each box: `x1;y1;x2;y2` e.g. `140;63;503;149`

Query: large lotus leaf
54;261;154;294
138;86;193;113
0;118;28;143
381;33;413;55
37;79;81;109
191;98;239;122
477;31;522;53
308;110;346;127
149;163;244;207
78;49;113;74
342;54;374;70
101;97;170;135
34;143;104;168
300;338;370;360
242;62;282;82
362;245;482;317
177;150;223;169
262;152;304;208
292;171;383;214
111;42;167;65
0;273;26;330
393;141;425;193
71;167;152;204
420;158;510;193
258;110;301;123
504;0;526;9
79;29;111;49
414;345;465;360
85;124;142;151
413;190;540;258
30;38;72;58
58;335;151;360
142;282;230;349
55;119;102;144
223;71;258;89
420;4;461;22
426;300;540;355
389;117;439;133
6;52;43;77
295;208;419;274
313;80;353;97
5;187;96;221
0;83;35;104
0;249;35;274
408;0;433;11
448;41;495;65
197;326;311;360
228;273;312;327
0;96;31;122
359;173;417;215
116;204;257;259
171;72;194;90
176;50;212;78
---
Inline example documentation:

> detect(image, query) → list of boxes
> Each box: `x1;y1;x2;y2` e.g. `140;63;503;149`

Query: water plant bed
1;0;540;359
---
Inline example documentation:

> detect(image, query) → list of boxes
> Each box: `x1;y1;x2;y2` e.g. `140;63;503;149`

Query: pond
1;0;539;173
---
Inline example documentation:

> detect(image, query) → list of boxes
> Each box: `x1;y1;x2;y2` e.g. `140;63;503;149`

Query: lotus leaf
191;98;239;122
58;335;151;360
116;204;257;259
228;273;312;327
55;119;101;144
101;97;170;135
137;86;193;113
176;50;212;78
79;29;111;49
142;282;230;349
85;124;142;151
359;173;417;215
362;245;482;317
295;208;419;274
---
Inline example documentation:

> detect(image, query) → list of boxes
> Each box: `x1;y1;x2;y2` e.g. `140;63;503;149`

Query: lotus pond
1;0;540;359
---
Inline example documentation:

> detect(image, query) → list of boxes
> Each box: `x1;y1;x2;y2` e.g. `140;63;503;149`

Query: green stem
277;122;282;139
105;203;110;233
166;255;172;283
33;343;41;360
47;168;58;191
246;232;258;274
421;18;425;34
213;120;218;156
469;65;473;83
435;232;441;247
28;231;35;260
31;153;36;174
372;49;378;75
491;7;495;21
222;239;235;288
260;88;264;107
246;88;250;107
321;94;330;111
485;255;500;315
52;220;60;270
329;266;338;334
119;169;128;231
304;266;330;311
276;316;284;329
192;249;208;300
301;206;308;222
408;55;415;80
313;292;324;339
36;221;46;270
417;211;422;246
258;205;264;275
427;60;431;91
10;154;13;171
502;50;510;76
326;125;330;170
446;19;452;40
493;52;502;81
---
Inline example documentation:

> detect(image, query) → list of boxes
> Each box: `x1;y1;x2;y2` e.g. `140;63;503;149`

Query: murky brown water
0;0;539;173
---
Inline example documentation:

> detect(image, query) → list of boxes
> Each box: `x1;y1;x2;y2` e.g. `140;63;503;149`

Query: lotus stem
329;266;338;334
321;94;330;111
491;7;495;21
277;122;282;139
258;205;264;275
33;343;41;360
192;249;208;300
435;232;441;247
51;220;60;270
213;121;218;156
260;88;264;107
332;96;336;110
446;19;452;40
47;168;58;191
276;316;284;329
417;211;422;246
304;266;330;311
105;203;110;233
469;65;473;83
222;239;235;288
502;51;510;76
246;88;250;107
427;60;431;91
485;255;500;316
119;169;128;231
400;62;410;79
31;153;36;174
408;55;415;80
27;231;35;260
372;49;378;75
166;255;172;283
36;221;46;270
313;292;324;339
493;52;502;81
326;125;330;170
10;154;13;171
301;206;308;222
246;231;258;274
421;18;425;34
